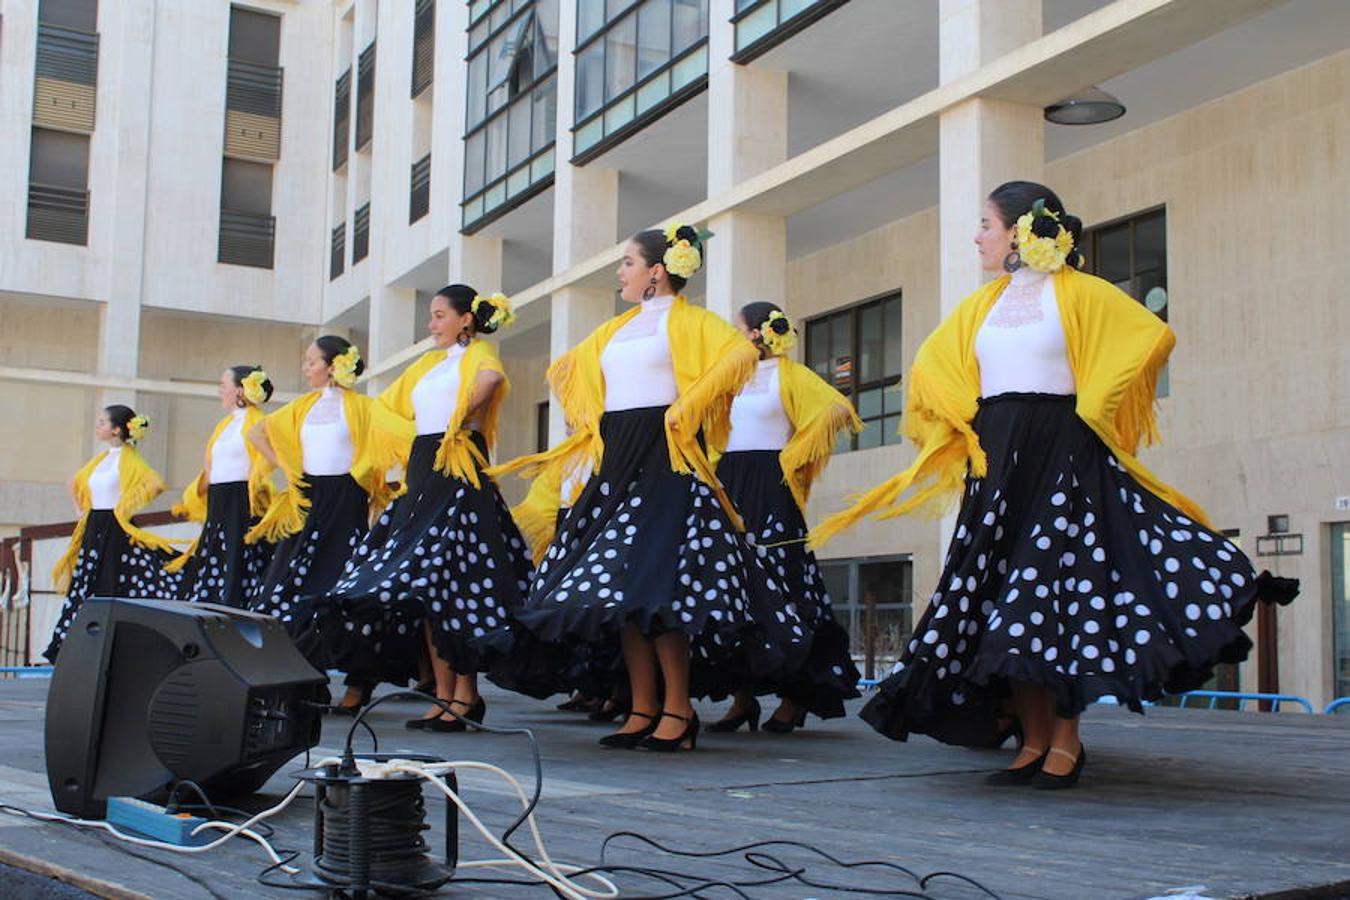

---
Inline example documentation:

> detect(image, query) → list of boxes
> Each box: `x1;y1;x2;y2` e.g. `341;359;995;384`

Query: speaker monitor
45;597;327;818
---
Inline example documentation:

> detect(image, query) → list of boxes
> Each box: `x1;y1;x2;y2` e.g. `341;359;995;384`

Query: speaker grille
148;667;202;769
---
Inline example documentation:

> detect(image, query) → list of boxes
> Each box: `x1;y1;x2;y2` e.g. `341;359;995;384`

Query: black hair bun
770;317;790;335
475;304;500;334
1031;216;1061;239
674;224;699;246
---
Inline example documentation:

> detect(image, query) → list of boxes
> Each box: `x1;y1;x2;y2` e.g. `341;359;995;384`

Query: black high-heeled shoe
421;697;488;733
639;711;700;752
327;683;373;717
708;698;761;733
987;717;1023;750
598;711;658;749
986;747;1049;785
556;693;592;712
761;708;806;734
1032;745;1086;790
588;699;627;723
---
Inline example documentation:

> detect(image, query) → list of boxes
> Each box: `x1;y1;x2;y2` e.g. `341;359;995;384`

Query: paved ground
0;676;1348;899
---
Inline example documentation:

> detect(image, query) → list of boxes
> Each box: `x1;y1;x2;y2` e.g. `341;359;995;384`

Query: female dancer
168;365;276;606
812;181;1297;788
317;286;533;732
45;406;183;660
709;302;863;734
246;336;396;713
491;224;807;752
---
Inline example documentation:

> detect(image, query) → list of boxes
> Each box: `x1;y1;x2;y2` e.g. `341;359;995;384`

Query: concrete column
704;211;787;322
704;2;789;321
367;285;419;392
937;0;1043;314
448;234;503;293
547;288;613;442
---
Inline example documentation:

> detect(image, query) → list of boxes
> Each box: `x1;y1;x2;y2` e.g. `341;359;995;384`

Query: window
818;555;913;680
38;0;97;31
34;0;99;133
352;202;371;264
731;0;849;62
462;0;558;230
804;292;904;452
355;42;376;150
1333;523;1350;700
572;0;709;161
1083;207;1169;395
333;69;351;170
412;0;435;97
218;158;275;267
410;154;431;223
224;7;283;162
26;127;90;245
330;223;346;280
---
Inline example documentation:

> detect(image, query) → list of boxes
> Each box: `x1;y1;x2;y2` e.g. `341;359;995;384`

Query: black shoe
588;700;627;723
762;708;806;734
708;698;761;733
986;749;1049;785
1033;746;1086;790
405;697;455;730
556;694;592;712
599;711;658;749
639;711;700;752
422;698;487;733
327;684;373;717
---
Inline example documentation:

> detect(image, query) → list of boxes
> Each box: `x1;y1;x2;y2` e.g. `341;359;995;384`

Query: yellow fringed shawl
492;296;760;559
166;407;274;572
245;388;394;544
776;358;863;514
53;446;185;592
368;340;508;487
810;267;1208;549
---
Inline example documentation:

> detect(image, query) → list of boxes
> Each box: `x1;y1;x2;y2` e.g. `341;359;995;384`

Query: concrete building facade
2;0;1347;706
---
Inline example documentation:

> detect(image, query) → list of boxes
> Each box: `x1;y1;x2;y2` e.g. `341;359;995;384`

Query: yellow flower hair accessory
663;239;703;280
331;346;361;388
759;309;797;356
126;415;150;444
241;368;270;405
1014;199;1075;274
471;292;517;331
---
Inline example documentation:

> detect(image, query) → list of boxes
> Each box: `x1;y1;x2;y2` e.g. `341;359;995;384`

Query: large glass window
463;0;559;230
1084;207;1169;395
804;292;904;452
572;0;709;161
731;0;849;61
1333;523;1350;700
818;555;913;680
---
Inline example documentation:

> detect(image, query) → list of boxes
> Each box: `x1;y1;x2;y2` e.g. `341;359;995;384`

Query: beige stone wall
495;341;552;509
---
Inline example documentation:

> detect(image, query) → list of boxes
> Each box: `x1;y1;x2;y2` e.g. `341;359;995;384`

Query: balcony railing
218;208;275;268
410;154;431;223
26;183;89;245
224;59;283;161
330;222;346;279
352;203;370;263
731;0;850;62
333;69;351;170
412;0;435;98
33;23;99;132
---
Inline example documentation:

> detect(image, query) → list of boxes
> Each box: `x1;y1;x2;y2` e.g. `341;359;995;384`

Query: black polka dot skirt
860;393;1287;747
488;406;809;701
44;509;184;662
717;450;861;720
315;432;533;683
247;474;368;674
178;482;274;607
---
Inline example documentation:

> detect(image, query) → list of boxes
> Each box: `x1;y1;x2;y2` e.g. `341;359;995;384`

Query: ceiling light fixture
1044;86;1126;125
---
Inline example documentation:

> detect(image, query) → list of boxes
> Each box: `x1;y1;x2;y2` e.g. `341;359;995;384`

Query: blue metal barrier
0;666;53;678
1171;690;1315;714
1324;697;1350;715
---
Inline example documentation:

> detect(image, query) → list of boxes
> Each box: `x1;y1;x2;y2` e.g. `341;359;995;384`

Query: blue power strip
106;796;213;847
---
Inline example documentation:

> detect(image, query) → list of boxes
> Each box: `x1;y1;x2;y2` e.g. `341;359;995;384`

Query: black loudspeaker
45;597;328;818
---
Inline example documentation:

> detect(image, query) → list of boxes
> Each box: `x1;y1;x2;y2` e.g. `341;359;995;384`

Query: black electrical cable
313;777;432;889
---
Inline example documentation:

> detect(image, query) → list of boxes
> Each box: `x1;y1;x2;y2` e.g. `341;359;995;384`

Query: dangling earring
642;276;658;302
456;327;472;347
1002;241;1022;273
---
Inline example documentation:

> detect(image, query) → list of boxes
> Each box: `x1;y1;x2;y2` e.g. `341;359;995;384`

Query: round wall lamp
1044;86;1126;125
